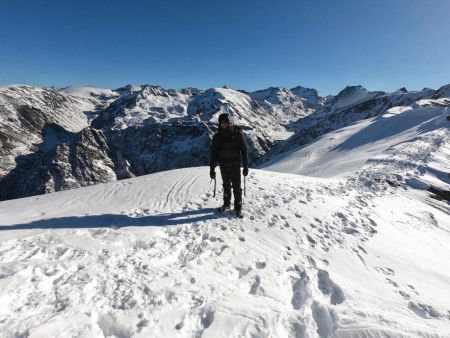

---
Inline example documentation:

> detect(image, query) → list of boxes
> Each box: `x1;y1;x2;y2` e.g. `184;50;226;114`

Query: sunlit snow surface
0;101;450;337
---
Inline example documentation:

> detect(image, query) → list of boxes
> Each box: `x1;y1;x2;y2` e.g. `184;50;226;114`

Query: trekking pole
213;178;217;197
244;175;246;197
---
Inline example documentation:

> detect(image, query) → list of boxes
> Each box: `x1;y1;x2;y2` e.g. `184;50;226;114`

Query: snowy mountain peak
113;84;147;96
138;85;179;97
187;87;260;124
250;86;304;106
290;85;329;110
179;87;203;96
330;85;385;109
58;86;118;100
432;83;450;99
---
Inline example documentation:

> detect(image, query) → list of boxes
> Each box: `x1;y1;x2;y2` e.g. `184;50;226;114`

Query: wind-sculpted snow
1;99;450;337
262;98;450;178
260;86;442;164
0;157;449;337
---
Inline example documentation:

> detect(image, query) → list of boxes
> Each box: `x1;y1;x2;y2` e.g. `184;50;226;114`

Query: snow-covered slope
91;85;313;138
58;86;118;100
262;98;450;178
249;87;310;126
91;85;192;129
432;84;450;99
290;86;330;110
329;85;384;110
58;86;120;120
0;85;94;132
0;97;449;337
260;85;441;164
0;85;100;178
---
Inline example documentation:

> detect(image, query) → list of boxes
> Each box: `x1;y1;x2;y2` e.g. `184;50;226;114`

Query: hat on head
218;113;229;124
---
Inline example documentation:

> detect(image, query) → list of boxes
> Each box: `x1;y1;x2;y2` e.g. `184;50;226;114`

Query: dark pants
220;161;242;208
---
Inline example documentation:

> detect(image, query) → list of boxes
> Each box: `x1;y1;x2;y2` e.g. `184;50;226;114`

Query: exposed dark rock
428;186;450;201
0;124;116;201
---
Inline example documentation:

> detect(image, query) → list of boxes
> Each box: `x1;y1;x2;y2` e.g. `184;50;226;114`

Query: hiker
209;113;249;217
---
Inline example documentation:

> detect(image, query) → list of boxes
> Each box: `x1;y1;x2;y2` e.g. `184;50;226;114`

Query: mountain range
1;82;449;201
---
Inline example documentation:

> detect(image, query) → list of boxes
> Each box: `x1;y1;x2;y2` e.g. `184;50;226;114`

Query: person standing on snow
209;113;249;217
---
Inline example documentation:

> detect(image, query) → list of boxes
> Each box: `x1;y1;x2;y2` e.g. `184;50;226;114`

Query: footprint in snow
249;275;263;295
399;290;410;299
407;284;420;295
408;301;442;319
307;256;317;268
285;246;293;257
386;278;398;288
175;305;215;334
255;261;266;269
291;270;311;310
306;235;316;245
238;266;252;279
311;301;338;338
317;270;345;305
375;266;395;276
136;318;150;331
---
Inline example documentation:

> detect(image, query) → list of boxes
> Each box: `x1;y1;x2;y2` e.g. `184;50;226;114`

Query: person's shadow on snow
0;208;221;230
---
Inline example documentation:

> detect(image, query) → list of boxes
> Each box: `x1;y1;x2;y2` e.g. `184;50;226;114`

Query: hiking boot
234;204;242;217
218;204;231;213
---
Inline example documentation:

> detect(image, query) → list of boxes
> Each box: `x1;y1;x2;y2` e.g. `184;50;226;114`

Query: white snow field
1;101;450;337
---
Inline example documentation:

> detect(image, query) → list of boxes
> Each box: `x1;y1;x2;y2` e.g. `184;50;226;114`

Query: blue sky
0;0;449;94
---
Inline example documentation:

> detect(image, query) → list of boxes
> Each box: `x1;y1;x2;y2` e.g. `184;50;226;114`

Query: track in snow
1;165;449;337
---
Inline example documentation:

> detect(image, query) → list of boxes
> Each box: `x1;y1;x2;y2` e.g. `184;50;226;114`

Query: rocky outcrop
0;123;116;201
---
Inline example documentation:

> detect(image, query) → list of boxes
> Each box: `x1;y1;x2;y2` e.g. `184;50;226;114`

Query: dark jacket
210;127;249;170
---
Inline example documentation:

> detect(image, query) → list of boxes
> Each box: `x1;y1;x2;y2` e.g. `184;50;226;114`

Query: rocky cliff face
0;85;102;179
0;123;116;201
